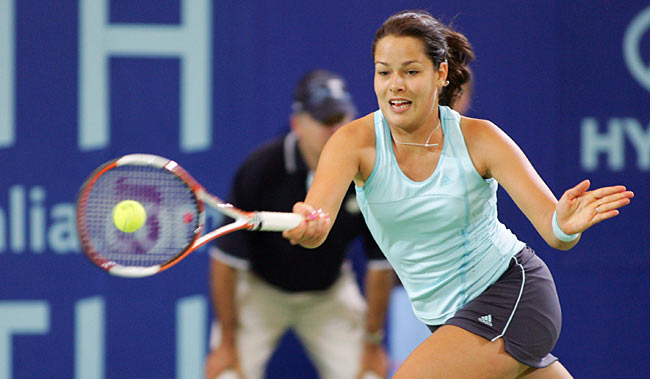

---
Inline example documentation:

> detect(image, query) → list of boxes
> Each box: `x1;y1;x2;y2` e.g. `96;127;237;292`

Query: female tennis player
283;10;634;378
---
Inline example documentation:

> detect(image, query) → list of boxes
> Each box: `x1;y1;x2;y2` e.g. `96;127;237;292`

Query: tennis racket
76;154;303;278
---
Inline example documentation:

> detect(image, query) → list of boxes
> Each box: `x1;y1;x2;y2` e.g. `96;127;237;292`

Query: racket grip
254;211;304;231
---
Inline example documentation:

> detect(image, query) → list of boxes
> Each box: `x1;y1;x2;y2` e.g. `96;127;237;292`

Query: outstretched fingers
590;185;631;200
557;181;634;235
592;187;634;219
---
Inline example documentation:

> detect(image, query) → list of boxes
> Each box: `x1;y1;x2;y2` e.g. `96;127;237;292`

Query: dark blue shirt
212;132;386;292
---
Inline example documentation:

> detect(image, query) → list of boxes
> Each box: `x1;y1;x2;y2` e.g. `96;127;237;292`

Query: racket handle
254;211;303;231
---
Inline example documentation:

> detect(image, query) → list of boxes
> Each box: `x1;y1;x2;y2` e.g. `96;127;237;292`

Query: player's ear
437;61;449;88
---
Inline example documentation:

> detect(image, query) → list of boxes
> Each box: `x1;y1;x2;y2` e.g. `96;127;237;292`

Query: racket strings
82;165;200;267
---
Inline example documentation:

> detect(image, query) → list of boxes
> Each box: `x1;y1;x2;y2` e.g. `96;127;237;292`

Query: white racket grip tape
214;369;239;379
360;372;384;379
255;211;304;231
108;264;160;278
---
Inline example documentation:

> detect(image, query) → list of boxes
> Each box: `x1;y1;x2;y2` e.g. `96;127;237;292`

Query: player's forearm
364;269;395;340
210;258;238;345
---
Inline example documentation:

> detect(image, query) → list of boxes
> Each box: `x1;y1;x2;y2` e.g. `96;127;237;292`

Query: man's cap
293;70;356;125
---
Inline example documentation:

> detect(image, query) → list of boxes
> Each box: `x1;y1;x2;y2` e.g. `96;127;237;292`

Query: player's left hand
555;179;634;235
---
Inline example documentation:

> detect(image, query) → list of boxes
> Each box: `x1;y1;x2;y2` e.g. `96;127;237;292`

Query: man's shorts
428;246;561;368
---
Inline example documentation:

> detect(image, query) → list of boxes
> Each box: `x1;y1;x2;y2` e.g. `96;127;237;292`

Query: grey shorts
428;246;561;368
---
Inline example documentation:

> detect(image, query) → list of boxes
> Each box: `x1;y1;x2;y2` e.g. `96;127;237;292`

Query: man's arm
359;267;395;378
205;258;241;378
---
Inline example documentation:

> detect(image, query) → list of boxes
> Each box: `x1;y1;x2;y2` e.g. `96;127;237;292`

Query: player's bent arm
483;123;633;249
285;116;373;248
461;118;577;250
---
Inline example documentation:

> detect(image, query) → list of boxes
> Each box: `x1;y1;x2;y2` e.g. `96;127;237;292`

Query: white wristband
552;210;580;242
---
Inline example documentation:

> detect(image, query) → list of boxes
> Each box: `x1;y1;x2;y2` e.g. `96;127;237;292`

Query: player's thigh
394;325;529;379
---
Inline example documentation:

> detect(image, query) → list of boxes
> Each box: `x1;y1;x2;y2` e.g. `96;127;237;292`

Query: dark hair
372;10;474;107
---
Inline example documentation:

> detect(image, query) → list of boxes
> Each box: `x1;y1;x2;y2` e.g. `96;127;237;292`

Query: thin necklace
391;120;441;147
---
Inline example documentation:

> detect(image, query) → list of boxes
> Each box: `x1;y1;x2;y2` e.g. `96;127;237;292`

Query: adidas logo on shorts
478;314;493;327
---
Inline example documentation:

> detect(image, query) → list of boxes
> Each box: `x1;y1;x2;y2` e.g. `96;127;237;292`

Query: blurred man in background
205;70;394;379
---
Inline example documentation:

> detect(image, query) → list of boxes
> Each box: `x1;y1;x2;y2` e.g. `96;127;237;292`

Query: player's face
374;35;447;131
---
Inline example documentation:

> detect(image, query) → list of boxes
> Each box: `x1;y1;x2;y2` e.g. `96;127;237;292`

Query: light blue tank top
355;106;526;325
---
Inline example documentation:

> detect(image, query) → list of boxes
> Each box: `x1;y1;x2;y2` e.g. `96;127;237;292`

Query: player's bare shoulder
459;116;500;140
328;113;376;184
333;113;375;149
459;116;511;178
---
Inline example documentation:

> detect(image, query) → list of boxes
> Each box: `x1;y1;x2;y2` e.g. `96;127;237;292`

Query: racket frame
77;154;301;278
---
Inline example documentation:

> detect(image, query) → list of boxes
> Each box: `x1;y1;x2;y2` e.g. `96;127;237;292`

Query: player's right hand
282;202;331;248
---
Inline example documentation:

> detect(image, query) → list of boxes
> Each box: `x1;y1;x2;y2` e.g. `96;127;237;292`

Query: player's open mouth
389;99;412;112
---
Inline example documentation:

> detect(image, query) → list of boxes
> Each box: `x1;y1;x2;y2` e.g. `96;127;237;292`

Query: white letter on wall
581;117;625;171
176;295;207;379
0;0;15;149
624;118;650;171
79;0;212;152
0;301;49;379
75;297;105;379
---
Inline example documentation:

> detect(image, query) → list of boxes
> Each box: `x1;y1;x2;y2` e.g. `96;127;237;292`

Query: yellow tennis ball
112;200;147;233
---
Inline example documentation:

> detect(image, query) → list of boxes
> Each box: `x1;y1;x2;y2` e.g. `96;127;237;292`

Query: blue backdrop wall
1;1;648;378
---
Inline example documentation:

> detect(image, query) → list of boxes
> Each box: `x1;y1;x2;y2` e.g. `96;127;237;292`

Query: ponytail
439;28;474;107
